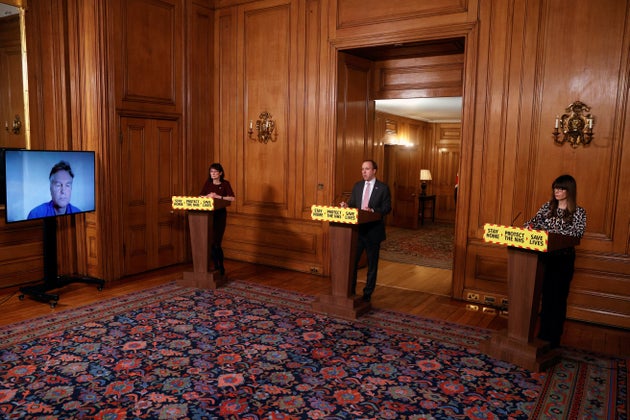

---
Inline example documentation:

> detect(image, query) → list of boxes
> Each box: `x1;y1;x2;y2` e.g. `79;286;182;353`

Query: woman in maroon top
200;163;235;274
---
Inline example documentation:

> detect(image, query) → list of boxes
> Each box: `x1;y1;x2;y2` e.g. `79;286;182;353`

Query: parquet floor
0;259;628;358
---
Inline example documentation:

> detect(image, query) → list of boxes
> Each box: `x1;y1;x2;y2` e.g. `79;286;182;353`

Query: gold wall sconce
248;111;276;144
552;101;594;148
4;114;21;135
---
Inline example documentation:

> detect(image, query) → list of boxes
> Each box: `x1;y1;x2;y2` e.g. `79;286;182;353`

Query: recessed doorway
337;38;464;297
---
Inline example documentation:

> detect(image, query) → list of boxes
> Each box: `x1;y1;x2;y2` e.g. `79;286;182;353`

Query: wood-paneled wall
458;0;630;328
215;0;331;274
0;0;628;329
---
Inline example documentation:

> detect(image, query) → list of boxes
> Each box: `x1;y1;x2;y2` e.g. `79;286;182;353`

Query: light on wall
4;114;21;135
420;169;432;196
248;111;276;144
552;101;594;148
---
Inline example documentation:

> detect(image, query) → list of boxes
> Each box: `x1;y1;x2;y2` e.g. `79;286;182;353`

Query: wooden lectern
480;224;580;371
171;196;230;289
310;205;382;319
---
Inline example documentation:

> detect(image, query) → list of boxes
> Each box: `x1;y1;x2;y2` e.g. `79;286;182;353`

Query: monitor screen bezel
3;149;96;224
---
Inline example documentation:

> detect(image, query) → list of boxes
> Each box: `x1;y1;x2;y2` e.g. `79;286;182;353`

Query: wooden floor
0;259;628;358
358;260;452;296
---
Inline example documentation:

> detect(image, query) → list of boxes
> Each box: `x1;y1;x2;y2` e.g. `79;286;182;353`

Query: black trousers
211;209;227;271
351;235;381;298
537;247;575;347
212;209;227;247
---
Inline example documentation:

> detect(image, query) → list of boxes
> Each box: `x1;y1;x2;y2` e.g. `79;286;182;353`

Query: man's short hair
49;161;74;180
364;159;378;170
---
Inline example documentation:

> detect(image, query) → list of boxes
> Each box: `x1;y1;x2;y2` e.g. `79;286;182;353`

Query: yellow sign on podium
172;196;215;211
311;205;359;224
483;223;549;252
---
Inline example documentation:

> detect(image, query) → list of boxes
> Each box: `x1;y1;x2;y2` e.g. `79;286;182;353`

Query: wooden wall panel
214;0;329;274
65;1;108;279
529;0;628;253
0;216;44;287
463;0;630;327
241;2;291;213
373;55;464;100
297;0;330;217
186;2;214;195
224;213;324;273
335;52;373;199
114;0;183;114
333;0;475;41
24;0;70;151
215;8;238;190
434;123;460;222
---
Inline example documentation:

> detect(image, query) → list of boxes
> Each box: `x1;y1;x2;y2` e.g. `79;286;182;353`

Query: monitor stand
18;217;105;308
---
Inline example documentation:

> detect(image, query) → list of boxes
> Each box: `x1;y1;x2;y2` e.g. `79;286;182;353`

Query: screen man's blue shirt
27;201;82;219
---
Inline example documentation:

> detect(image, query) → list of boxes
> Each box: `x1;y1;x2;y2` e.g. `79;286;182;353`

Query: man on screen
27;160;82;219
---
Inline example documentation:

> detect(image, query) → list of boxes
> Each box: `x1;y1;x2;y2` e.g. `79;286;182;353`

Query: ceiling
375;97;462;123
345;37;465;123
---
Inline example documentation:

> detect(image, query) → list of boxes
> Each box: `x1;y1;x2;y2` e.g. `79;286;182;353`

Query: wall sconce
4;114;21;135
248;111;276;144
420;169;432;196
552;101;594;148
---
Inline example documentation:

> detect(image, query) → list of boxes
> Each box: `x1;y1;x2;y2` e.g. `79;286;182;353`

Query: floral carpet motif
381;224;454;269
0;281;626;419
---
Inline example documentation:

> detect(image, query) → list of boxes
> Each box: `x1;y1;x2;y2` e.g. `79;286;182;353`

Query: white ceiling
375;97;462;123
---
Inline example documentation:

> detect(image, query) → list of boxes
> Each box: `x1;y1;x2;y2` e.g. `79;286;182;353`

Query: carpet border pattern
0;282;189;348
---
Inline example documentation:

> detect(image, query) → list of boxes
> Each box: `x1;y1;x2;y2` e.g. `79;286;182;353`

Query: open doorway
338;39;464;297
372;104;461;297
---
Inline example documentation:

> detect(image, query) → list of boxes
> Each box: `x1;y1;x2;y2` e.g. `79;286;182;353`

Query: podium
171;196;231;289
310;205;382;319
480;224;580;371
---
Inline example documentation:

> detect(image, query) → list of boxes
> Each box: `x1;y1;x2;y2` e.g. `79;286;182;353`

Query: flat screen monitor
4;149;96;223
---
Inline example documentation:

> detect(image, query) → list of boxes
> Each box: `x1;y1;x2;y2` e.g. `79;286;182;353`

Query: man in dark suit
340;159;392;302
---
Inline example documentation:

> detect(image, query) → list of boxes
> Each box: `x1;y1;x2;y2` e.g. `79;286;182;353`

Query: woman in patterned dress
525;174;586;348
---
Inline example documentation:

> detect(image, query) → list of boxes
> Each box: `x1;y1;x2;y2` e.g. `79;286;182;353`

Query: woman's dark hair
209;162;225;181
548;174;577;220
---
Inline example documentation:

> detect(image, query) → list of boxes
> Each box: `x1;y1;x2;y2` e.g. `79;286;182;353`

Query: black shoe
362;294;371;302
219;266;225;275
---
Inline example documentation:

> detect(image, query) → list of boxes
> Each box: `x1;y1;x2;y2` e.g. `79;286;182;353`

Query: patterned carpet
381;224;454;269
0;281;626;419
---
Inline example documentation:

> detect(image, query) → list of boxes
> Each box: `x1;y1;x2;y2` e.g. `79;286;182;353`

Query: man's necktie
361;181;371;209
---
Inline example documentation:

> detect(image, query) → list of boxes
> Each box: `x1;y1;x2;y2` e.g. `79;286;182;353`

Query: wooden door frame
329;24;478;300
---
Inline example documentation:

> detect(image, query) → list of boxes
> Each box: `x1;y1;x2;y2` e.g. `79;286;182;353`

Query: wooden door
335;52;374;199
386;145;420;229
121;117;184;276
434;124;461;222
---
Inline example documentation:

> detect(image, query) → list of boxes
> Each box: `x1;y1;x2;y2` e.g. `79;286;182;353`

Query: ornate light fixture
552;101;594;148
248;111;276;144
4;114;21;135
